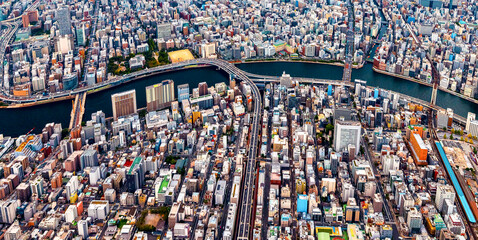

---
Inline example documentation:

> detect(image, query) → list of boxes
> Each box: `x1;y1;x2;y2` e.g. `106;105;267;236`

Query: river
0;63;476;137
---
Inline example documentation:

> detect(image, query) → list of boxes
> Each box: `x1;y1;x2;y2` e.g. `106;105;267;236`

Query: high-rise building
111;90;137;120
198;82;208;96
76;24;86;46
410;132;428;166
333;120;361;155
435;184;456;212
145;80;175;111
0;200;19;224
466;112;476;133
407;207;423;233
56;6;72;36
178;84;190;102
22;10;38;28
201;42;216;58
126;157;145;192
78;220;88;239
382;155;400;175
30;176;44;197
341;182;354;203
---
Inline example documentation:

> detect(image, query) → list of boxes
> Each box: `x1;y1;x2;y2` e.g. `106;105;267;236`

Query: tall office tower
198;82;208;96
145;80;175;111
466;112;476;132
333;120;361;155
56;6;72;36
111;90;137;120
435;184;456;212
178;84;190;102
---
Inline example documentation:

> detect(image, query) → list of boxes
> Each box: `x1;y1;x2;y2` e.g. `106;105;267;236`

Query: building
87;200;110;220
111;90;137;120
407;207;422;233
437;108;453;129
410;132;428;166
126;157;145;192
63;73;78;90
198;82;208;96
469;120;478;138
334;120;361;155
22;10;38;28
201;42;216;58
178;84;190;102
146;80;175;111
157;23;171;40
341;182;354;203
78;220;88;239
56;6;72;36
0;200;19;224
435;184;456;212
76;24;86;46
466;112;476;133
4;222;21;240
382;155;400;175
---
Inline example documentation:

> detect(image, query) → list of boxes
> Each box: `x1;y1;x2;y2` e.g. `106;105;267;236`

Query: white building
65;205;78;223
87;200;110;220
334;120;361;155
435;184;456;212
382;155;400;175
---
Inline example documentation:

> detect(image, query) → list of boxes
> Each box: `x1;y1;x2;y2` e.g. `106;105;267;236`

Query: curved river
0;62;476;136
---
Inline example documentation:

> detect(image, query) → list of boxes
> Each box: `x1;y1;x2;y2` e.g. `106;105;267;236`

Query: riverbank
0;94;75;109
372;67;478;105
236;58;364;69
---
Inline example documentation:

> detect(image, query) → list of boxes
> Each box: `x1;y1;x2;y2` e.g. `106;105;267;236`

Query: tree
360;146;365;155
474;147;477;155
139;109;148;118
461;136;464;141
444;134;447;139
450;134;454;140
61;128;70;139
325;123;334;134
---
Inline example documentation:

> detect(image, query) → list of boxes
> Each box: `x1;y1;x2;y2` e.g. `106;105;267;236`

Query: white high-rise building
341;182;354;203
78;220;88;239
334;120;361;155
65;205;78;223
436;184;456;212
466;112;476;132
0;200;19;224
382;155;400;175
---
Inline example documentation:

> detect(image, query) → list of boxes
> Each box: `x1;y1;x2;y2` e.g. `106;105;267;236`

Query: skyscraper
145;80;175;111
111;90;137;120
178;84;190;102
56;6;72;36
333;120;361;155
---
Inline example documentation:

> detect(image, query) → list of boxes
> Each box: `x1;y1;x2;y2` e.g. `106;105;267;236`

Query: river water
0;63;476;137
